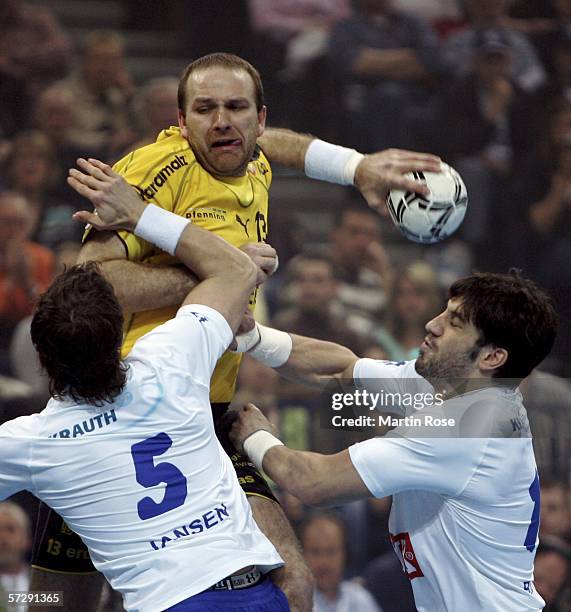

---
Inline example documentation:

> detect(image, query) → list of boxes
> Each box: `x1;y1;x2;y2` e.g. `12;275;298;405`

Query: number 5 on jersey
131;433;188;520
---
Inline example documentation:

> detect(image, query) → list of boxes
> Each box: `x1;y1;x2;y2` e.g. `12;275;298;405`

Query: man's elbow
289;477;332;507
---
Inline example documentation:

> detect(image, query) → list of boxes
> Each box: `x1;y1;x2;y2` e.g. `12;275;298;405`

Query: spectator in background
0;191;54;376
32;84;101;202
0;501;31;606
340;497;394;573
328;203;393;337
540;480;571;543
0;0;71;92
443;0;546;93
435;29;534;261
328;0;447;151
3;132;82;252
300;513;381;612
534;536;571;612
532;37;571;113
508;0;571;77
248;0;351;136
520;371;571;482
0;66;28;144
362;542;417;612
273;251;364;352
130;76;179;151
373;260;442;361
9;242;82;405
503;101;571;374
57;30;136;157
391;0;463;38
272;251;364;454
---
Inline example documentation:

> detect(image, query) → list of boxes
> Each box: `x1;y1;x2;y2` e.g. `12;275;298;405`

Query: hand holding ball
386;163;468;244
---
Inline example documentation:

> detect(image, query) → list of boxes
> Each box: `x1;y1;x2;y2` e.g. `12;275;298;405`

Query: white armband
134;204;190;255
305;139;365;186
234;323;292;367
233;325;261;353
243;430;284;471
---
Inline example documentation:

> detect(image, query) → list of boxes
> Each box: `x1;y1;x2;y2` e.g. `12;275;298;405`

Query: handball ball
386;163;468;244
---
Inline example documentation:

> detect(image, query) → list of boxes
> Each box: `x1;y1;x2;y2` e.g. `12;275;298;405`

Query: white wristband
248;324;292;368
134;204;190;256
233;325;261;353
305;139;365;186
243;430;284;471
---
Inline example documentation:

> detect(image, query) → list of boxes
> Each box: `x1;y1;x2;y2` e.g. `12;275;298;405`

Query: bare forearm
262;446;367;506
352;48;428;80
277;334;357;388
263;446;333;506
99;260;196;313
258;127;313;170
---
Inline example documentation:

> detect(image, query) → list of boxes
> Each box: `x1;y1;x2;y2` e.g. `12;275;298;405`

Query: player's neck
434;375;497;399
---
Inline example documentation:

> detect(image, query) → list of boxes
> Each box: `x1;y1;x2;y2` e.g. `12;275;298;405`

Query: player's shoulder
113;128;195;179
354;358;420;380
128;304;232;364
0;413;42;438
248;145;272;185
456;386;531;438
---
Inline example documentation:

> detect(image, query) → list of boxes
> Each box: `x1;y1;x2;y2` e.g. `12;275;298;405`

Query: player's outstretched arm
78;230;197;314
259;127;441;211
234;319;359;387
69;158;259;331
230;404;371;507
70;159;277;323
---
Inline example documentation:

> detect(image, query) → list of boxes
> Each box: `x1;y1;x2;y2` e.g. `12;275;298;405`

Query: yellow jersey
107;127;271;402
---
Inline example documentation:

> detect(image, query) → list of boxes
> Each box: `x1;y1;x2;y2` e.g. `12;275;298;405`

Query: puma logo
236;214;250;237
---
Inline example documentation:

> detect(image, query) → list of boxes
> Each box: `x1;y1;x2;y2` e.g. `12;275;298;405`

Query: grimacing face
178;66;266;178
415;299;483;381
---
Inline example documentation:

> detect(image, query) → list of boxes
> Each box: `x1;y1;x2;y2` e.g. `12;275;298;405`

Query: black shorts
31;402;278;573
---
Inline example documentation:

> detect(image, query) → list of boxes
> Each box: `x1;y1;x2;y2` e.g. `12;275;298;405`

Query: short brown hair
177;52;264;113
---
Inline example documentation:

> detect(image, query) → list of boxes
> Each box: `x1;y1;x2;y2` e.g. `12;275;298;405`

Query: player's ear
478;345;508;374
256;106;267;137
178;109;188;138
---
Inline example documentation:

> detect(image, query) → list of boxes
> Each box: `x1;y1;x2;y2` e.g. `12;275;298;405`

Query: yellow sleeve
111;143;183;262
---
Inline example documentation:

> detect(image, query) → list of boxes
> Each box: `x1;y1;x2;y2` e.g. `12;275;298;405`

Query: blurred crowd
0;0;570;610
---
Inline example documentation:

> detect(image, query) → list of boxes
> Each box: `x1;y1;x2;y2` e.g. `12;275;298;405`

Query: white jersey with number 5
0;304;283;612
349;359;544;611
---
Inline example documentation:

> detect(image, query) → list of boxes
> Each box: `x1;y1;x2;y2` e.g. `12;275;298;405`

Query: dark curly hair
31;262;127;406
449;271;558;380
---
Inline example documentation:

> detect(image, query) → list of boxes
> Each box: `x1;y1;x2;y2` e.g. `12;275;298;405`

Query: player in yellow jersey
109;124;274;401
30;52;442;611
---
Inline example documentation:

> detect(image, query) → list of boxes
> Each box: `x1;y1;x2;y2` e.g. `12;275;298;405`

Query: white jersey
349;359;544;611
0;305;283;612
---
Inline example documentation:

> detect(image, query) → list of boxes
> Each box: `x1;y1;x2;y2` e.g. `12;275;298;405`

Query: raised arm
77;230;196;314
234;320;359;387
73;159;277;316
259;127;442;210
229;404;371;507
69;158;259;332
